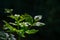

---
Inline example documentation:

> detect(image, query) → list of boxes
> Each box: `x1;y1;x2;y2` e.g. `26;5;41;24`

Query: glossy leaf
25;29;38;34
33;22;45;27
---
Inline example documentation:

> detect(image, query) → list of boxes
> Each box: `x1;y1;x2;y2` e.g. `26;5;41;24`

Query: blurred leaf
34;15;42;21
17;29;25;37
10;14;20;21
22;14;33;24
0;31;16;40
18;18;25;22
3;21;17;32
9;34;16;40
9;22;16;25
25;29;38;34
33;22;45;27
0;31;6;40
9;15;15;19
4;9;13;13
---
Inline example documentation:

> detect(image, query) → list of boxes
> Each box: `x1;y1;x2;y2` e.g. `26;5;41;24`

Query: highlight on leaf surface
25;29;38;34
33;22;45;27
34;15;42;21
9;22;16;25
10;14;20;20
19;22;31;27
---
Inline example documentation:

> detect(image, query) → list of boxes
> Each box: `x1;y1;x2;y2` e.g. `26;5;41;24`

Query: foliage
2;9;45;40
0;31;16;40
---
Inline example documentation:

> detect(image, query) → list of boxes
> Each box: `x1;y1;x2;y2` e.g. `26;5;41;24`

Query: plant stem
16;20;21;40
18;36;21;40
18;37;20;40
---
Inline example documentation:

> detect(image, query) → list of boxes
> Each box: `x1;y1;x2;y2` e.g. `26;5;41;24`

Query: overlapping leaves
0;31;16;40
3;13;45;39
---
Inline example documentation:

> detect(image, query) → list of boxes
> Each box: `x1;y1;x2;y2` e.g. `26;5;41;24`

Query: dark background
0;0;60;40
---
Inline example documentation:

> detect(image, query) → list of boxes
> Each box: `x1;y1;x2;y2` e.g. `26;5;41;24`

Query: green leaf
18;18;25;22
17;29;25;37
9;22;16;25
21;14;33;24
9;14;20;21
9;15;15;19
25;29;38;34
3;21;17;32
33;22;45;27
